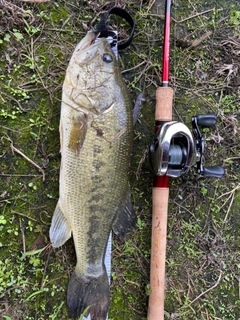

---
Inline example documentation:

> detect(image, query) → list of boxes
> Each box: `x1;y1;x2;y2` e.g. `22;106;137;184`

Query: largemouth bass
50;31;135;319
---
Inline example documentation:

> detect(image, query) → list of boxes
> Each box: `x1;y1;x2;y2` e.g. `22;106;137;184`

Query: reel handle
196;114;217;127
202;165;225;178
193;114;225;178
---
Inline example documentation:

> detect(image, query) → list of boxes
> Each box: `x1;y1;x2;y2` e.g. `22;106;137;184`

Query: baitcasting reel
149;114;224;178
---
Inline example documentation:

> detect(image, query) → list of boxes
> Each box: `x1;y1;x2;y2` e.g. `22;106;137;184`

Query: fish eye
102;53;113;63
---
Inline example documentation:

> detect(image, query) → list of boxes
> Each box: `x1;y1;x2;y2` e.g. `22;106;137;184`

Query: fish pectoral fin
49;201;71;247
112;189;136;241
68;112;88;153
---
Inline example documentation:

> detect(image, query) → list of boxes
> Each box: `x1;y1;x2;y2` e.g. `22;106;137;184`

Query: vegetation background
0;0;239;319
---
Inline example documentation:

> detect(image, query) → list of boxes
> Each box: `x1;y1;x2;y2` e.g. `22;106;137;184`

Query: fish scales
61;103;132;273
50;31;135;320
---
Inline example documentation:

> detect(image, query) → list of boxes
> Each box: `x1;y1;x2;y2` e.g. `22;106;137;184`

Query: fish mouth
76;31;98;53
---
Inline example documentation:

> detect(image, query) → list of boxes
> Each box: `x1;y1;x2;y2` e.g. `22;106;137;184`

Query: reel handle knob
202;165;225;178
196;114;217;127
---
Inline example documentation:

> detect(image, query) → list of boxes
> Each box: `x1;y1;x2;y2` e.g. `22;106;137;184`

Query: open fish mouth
69;31;107;69
75;31;98;53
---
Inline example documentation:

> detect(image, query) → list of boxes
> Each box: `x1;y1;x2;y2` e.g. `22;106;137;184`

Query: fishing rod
147;0;224;319
147;1;172;318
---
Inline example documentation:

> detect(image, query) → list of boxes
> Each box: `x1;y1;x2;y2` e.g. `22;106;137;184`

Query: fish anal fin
67;268;109;320
49;201;71;247
68;113;88;153
113;190;136;241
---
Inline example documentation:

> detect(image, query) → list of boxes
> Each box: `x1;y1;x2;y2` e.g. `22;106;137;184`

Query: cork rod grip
155;87;173;122
147;188;169;320
147;86;173;320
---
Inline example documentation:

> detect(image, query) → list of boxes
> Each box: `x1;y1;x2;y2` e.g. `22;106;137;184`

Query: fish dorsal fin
50;201;72;247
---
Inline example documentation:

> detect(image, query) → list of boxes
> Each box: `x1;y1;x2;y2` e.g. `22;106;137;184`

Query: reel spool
149;114;224;178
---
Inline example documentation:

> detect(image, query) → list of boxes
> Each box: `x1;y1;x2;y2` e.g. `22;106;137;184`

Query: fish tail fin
67;268;109;320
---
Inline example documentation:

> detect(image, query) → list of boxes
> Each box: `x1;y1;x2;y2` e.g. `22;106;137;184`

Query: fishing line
169;144;186;166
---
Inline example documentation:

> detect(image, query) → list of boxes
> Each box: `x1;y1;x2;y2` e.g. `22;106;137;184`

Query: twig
44;28;84;33
122;60;147;73
136;147;148;179
11;144;45;181
223;194;234;223
1;0;34;19
189;270;222;305
190;31;212;48
0;174;43;178
224;157;240;163
11;211;38;222
5;135;45;181
20;0;51;2
40;247;52;289
217;184;240;222
175;9;215;23
172;201;194;216
20;221;26;258
239;277;240;300
0;196;26;203
146;0;157;13
139;13;164;19
218;184;240;199
1;92;30;112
